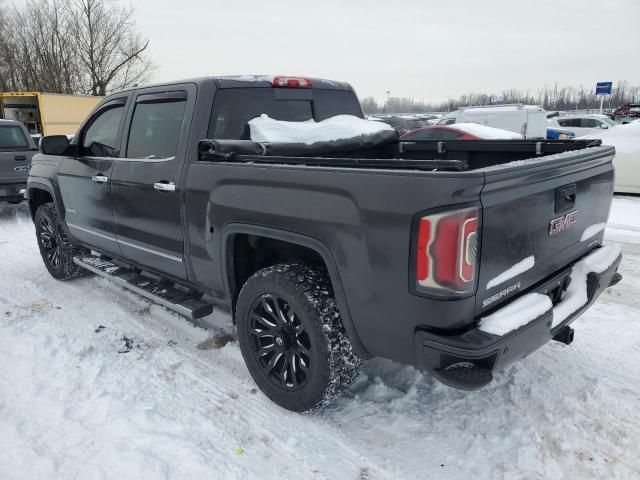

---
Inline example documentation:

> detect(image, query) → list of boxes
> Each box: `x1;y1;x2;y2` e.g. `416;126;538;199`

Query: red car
400;125;481;141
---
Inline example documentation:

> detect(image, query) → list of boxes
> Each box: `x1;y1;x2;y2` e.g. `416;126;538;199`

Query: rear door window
126;98;187;160
0;125;29;149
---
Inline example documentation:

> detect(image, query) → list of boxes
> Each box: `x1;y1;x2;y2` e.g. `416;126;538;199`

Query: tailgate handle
555;184;577;213
14;155;26;161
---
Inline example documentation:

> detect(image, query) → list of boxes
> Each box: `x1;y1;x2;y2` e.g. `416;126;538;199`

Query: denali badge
549;210;578;236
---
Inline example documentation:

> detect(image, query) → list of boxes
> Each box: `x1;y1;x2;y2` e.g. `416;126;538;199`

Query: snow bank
479;293;552;336
605;196;640;243
486;255;535;289
453;123;523;139
1;201;639;480
580;121;640;154
248;114;395;145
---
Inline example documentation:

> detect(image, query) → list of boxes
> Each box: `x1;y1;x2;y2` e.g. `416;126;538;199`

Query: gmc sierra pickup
27;76;622;412
1;119;37;203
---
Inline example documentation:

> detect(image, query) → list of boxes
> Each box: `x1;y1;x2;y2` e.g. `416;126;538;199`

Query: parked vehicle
400;123;521;140
548;115;618;137
27;76;622;412
415;113;444;124
372;115;426;134
611;103;640;124
582;121;640;194
436;104;547;139
0;119;38;203
0;92;101;136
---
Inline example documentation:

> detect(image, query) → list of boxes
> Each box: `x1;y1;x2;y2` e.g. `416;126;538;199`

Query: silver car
548;115;618;137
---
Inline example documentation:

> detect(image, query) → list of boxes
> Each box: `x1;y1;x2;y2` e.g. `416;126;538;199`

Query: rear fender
221;223;370;359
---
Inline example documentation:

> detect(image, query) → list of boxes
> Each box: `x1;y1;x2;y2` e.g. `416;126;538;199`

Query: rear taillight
272;76;312;88
415;207;479;296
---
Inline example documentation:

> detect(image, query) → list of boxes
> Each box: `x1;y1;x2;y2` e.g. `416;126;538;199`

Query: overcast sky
13;0;640;102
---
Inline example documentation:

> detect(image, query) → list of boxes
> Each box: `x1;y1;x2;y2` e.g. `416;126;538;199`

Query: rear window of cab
207;88;363;140
0;125;29;150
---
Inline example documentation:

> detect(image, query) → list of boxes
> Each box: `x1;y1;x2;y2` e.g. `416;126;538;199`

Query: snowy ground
1;198;640;480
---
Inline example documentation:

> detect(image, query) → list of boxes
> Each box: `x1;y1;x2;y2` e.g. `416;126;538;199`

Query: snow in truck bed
248;114;395;145
1;197;640;479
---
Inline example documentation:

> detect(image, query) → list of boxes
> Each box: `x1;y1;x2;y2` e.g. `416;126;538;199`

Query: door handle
14;155;26;161
91;175;108;183
153;181;176;192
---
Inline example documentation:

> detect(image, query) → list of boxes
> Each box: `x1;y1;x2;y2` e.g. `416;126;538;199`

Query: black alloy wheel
249;293;312;390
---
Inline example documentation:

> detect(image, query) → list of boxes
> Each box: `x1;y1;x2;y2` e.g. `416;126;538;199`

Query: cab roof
115;75;354;94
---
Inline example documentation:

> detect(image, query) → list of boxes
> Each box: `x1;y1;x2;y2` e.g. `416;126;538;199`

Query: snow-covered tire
35;202;88;280
236;263;362;412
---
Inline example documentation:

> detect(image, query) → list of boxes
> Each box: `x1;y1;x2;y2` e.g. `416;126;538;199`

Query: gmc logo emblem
549;210;578;236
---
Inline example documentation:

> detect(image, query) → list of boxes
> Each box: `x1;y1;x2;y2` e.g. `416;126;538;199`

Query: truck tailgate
476;145;615;314
0;150;32;184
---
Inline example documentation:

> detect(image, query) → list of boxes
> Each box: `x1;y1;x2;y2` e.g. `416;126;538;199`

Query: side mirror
40;135;70;155
600;124;609;129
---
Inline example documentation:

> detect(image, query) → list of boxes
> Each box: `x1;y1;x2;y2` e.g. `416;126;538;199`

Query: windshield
601;117;618;127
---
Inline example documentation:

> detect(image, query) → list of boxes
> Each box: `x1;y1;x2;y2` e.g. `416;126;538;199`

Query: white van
437;104;547;139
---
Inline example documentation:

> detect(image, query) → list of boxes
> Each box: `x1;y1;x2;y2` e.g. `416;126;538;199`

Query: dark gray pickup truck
26;76;622;411
1;119;38;203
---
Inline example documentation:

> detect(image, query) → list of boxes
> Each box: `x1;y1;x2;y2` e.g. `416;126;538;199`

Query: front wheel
35;202;88;280
236;263;362;412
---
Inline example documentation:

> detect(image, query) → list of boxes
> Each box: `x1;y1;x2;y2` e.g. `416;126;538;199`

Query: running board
73;256;214;319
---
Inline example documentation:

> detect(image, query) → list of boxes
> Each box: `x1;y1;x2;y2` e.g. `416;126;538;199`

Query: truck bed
199;138;603;171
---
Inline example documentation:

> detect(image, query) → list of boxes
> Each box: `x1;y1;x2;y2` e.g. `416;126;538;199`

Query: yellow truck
0;92;101;136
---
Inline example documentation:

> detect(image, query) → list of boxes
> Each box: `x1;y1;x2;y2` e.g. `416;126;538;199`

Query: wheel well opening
28;188;53;219
230;234;327;307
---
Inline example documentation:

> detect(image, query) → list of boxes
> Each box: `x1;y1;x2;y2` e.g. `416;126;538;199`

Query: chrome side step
73;256;214;319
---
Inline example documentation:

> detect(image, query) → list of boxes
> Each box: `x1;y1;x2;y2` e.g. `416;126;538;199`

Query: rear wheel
236;263;361;412
35;202;88;280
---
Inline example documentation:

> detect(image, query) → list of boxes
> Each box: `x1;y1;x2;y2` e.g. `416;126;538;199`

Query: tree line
0;0;153;96
361;82;640;114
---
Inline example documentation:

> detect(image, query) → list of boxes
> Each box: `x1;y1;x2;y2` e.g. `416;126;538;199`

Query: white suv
548;115;618;137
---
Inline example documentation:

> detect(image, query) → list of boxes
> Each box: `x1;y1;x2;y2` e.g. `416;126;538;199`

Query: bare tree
0;0;153;95
70;0;153;96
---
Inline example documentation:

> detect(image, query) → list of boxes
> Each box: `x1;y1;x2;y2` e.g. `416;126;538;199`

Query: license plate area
536;270;572;307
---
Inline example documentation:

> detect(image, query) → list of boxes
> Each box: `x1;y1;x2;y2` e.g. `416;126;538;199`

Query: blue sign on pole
596;82;612;95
